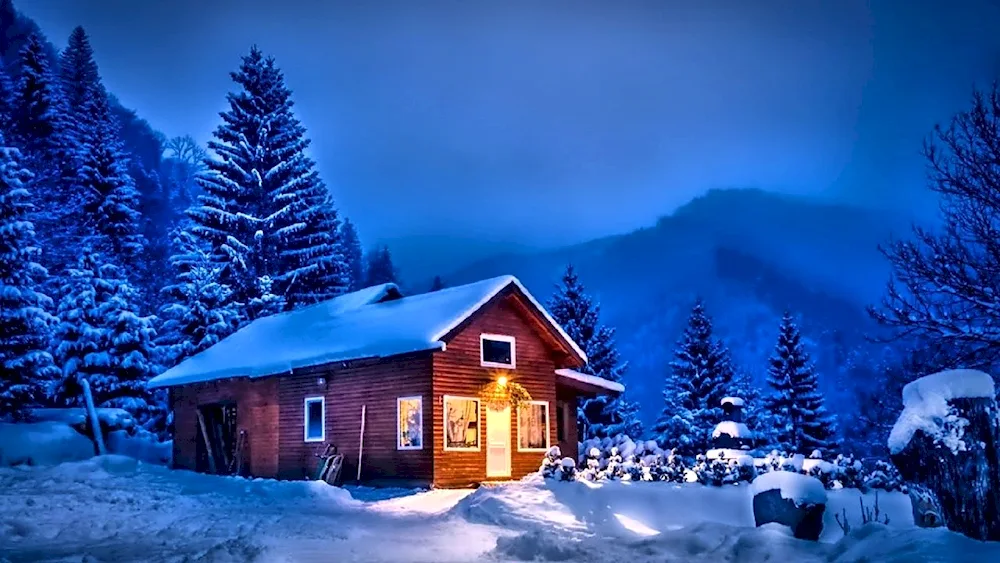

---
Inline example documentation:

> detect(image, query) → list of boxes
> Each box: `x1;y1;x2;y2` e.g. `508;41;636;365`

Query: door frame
485;406;512;478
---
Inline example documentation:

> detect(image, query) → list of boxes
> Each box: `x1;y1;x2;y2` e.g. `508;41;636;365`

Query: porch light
497;375;508;387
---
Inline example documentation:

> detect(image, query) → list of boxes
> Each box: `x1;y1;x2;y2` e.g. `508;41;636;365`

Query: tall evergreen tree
58;26;100;146
0;137;58;420
339;218;363;290
0;65;13;131
430;275;445;292
363;245;398;287
157;230;241;368
188;46;349;316
547;264;642;438
764;312;837;455
653;299;736;454
51;253;156;417
10;33;70;263
79;92;146;271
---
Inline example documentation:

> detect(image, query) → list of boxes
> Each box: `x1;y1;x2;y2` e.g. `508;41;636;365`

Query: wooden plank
196;408;217;474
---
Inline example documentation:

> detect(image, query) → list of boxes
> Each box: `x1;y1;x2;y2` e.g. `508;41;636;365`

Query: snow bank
31;407;135;429
0;422;94;466
750;471;828;506
106;430;172;465
888;369;996;455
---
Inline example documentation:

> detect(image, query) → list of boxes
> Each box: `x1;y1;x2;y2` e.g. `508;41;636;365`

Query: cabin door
485;407;511;478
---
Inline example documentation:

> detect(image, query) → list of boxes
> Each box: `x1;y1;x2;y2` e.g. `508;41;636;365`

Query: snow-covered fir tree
188;46;349;316
363;245;398;287
547;264;642;438
9;33;71;264
653;299;736;454
430;275;445;291
0;136;58;420
58;26;100;148
157;230;241;368
0;65;13;132
80;92;147;274
339;217;364;291
51;252;156;418
764;311;837;455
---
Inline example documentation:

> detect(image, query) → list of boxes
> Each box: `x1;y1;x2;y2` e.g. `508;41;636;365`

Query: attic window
481;334;515;368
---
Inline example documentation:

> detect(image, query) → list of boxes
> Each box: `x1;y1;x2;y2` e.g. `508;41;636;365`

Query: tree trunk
890;397;1000;541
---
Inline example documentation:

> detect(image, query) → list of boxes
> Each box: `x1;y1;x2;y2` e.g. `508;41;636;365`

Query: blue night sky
19;0;1000;246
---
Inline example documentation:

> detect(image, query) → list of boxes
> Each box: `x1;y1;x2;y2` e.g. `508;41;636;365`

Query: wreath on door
479;370;531;410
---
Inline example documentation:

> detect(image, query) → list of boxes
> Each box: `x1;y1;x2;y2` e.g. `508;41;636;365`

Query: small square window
481;334;515;368
304;396;325;442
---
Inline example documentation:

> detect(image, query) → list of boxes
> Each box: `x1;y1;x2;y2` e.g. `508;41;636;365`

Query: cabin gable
431;288;571;487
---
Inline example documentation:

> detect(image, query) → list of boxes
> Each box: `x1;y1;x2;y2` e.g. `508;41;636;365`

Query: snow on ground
0;422;95;466
2;458;999;562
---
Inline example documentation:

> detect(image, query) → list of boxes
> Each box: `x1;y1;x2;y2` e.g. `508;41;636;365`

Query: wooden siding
276;353;434;484
170;378;280;477
432;291;568;487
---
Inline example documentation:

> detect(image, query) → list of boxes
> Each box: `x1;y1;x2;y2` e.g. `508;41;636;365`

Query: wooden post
196;408;217;474
80;378;106;456
357;404;366;482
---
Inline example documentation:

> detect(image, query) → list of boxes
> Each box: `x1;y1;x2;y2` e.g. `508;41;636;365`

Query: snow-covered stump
749;471;827;541
888;369;1000;541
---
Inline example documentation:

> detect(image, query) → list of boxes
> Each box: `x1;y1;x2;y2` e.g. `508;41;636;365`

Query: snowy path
2;456;999;562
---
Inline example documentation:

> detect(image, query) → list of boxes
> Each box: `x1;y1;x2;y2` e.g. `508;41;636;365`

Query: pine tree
547;264;642;438
363;245;398;286
430;275;445;292
0;137;58;420
9;33;71;266
765;312;837;455
0;65;13;131
51;252;156;417
79;92;147;271
58;27;100;148
189;46;349;316
339;218;364;291
654;299;736;454
157;230;241;368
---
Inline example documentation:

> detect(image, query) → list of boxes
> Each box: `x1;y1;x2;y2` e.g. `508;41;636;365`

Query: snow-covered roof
887;369;996;455
149;275;587;388
555;369;625;394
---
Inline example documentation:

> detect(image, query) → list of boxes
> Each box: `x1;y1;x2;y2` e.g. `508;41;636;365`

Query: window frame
517;400;550;452
396;395;424;451
303;396;326;443
480;333;516;369
442;395;481;452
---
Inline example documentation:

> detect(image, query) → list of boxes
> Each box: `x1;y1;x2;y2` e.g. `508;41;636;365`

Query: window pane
482;338;512;365
519;403;547;450
306;400;323;440
445;398;479;449
399;398;423;448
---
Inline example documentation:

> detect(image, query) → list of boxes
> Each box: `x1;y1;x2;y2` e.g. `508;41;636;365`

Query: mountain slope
441;188;914;428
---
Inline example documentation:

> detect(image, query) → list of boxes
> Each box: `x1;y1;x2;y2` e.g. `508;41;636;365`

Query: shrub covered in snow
549;434;907;492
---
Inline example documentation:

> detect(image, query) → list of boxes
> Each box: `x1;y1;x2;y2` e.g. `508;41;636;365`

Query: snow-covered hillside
439;188;912;424
2;456;996;562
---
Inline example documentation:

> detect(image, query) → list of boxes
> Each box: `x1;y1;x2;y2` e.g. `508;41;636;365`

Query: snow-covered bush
539;446;562;479
558;458;576;481
551;435;905;492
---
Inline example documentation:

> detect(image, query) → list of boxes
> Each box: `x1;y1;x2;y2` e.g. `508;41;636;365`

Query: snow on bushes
543;435;906;492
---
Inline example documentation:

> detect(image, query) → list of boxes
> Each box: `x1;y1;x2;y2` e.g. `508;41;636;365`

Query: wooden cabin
148;275;623;488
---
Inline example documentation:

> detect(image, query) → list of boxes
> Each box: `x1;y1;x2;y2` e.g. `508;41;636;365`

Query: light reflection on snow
614;513;660;536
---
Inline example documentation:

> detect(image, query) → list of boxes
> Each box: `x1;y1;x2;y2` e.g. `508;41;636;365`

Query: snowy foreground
2;457;998;562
